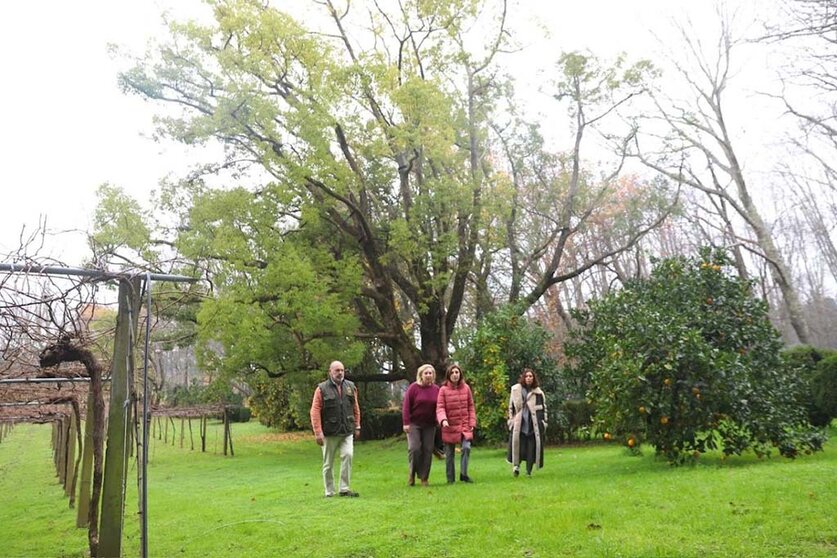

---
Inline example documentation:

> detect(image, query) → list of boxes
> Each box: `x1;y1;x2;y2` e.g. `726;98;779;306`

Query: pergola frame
0;263;195;558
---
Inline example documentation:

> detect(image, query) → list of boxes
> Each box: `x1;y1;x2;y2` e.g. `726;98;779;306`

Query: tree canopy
111;0;665;379
566;248;825;463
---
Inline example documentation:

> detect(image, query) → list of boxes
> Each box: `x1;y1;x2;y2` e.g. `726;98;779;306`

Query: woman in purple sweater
402;363;440;486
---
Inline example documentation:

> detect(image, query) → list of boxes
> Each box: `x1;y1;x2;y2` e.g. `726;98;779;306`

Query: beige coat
507;383;547;468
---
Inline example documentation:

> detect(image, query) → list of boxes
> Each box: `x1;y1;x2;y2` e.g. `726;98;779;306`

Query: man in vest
310;360;361;497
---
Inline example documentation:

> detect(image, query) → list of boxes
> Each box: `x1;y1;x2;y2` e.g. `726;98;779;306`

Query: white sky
1;0;777;266
0;0;192;262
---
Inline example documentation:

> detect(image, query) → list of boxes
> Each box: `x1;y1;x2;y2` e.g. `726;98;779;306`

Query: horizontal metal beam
0;377;109;385
0;401;73;407
0;417;65;424
0;263;197;283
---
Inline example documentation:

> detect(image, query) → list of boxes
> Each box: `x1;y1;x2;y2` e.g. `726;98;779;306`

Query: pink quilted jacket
436;381;476;444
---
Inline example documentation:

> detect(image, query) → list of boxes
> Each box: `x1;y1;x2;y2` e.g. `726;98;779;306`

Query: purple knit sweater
403;382;440;427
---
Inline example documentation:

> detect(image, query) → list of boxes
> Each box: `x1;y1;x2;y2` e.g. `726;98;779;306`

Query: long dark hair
445;363;465;385
518;368;539;388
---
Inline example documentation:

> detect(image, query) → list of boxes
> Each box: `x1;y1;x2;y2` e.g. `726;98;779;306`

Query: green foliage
349;342;398;410
181;185;366;379
560;399;595;442
461;306;560;444
116;0;542;378
85;306;118;366
247;374;290;428
91;183;155;263
781;344;830;369
781;345;837;427
813;355;837;425
201;376;246;406
149;281;206;350
247;373;319;431
110;0;673;391
567;248;826;464
554;51;657;111
159;381;212;407
225;405;252;423
359;407;403;440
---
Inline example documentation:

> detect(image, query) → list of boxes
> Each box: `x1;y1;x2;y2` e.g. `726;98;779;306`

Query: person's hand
354;427;361;440
403;425;411;434
441;419;449;428
315;433;325;446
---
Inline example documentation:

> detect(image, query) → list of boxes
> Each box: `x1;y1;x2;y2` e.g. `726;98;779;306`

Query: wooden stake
76;391;95;527
99;277;141;558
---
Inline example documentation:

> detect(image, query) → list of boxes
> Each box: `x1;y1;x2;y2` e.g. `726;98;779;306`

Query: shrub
813;355;837;426
159;379;245;408
248;375;294;429
781;345;837;427
225;405;252;422
160;381;209;407
560;399;595;442
566;248;826;463
360;408;403;440
249;372;386;431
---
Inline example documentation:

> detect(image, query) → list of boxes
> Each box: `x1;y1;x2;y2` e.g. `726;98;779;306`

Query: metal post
141;273;151;558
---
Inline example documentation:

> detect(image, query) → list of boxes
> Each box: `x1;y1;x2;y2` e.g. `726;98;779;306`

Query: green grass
1;421;836;557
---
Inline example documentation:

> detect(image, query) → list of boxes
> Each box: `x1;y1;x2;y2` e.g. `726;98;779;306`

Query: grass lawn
1;420;835;557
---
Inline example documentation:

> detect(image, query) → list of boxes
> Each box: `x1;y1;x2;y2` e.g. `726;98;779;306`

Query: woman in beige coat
506;368;547;477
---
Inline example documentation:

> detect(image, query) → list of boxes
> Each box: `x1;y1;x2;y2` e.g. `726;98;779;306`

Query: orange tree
566;248;825;464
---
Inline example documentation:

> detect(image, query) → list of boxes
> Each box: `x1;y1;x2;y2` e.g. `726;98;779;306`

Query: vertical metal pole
141;273;151;558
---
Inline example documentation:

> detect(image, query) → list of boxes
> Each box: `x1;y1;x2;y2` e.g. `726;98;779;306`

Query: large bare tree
636;14;812;343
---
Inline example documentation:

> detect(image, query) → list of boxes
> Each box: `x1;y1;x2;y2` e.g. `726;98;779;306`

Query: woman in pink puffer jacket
436;363;477;483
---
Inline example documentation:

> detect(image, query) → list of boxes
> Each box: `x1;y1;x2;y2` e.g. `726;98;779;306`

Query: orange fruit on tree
660;416;669;425
627;437;636;448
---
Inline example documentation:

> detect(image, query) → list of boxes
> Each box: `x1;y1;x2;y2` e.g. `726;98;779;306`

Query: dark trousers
519;432;536;474
444;439;471;482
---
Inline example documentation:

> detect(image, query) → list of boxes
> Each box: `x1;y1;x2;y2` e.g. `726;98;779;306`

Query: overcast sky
1;0;189;262
1;0;770;265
